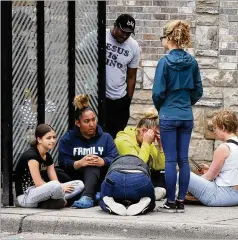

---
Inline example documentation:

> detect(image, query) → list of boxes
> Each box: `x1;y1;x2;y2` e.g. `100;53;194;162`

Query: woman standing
15;124;84;208
152;20;203;212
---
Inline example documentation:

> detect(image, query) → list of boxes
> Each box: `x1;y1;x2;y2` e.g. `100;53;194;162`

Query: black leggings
64;166;108;199
150;170;166;189
81;167;101;198
41;167;72;183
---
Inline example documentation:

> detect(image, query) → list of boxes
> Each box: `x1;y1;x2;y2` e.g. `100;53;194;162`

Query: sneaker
127;197;151;216
154;187;166;200
103;196;127;216
176;200;185;213
159;200;177;213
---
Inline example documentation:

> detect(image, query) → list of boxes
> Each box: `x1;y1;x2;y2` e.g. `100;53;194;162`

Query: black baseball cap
115;14;135;34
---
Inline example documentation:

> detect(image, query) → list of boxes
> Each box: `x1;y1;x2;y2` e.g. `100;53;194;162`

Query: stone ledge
195;50;218;57
141;60;158;67
189;139;214;161
196;99;223;107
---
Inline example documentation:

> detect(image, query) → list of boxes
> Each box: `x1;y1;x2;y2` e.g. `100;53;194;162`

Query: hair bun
74;94;89;110
144;109;158;119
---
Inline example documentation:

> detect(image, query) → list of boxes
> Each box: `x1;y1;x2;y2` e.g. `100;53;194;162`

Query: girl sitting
15;124;84;208
188;110;238;206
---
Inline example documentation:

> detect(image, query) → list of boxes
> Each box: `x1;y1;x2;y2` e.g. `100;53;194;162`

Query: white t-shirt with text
106;29;140;100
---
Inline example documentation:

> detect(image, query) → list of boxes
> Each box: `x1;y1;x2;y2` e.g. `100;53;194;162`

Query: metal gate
1;0;106;206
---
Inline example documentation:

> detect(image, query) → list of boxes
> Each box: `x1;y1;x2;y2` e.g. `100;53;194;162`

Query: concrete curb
2;213;238;239
1;214;24;233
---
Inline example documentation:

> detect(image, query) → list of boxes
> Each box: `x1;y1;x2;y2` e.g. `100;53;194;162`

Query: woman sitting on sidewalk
58;94;118;208
15;124;84;209
188;110;238;206
114;111;166;200
100;155;156;216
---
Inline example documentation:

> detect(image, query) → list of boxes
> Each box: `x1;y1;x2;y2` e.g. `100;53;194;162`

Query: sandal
72;196;94;208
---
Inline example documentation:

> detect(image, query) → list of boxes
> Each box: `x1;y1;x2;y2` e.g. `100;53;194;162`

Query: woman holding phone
188;110;238;206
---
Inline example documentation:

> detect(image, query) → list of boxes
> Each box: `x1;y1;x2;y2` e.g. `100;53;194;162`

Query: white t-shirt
106;29;140;100
215;137;238;187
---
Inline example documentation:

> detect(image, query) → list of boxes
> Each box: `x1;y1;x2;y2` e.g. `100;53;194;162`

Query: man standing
105;14;140;138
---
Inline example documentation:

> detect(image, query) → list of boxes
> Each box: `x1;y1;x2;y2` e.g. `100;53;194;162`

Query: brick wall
106;0;238;163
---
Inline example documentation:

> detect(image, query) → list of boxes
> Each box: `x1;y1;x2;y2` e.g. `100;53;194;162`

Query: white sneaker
103;196;127;216
154;187;166;200
126;197;151;216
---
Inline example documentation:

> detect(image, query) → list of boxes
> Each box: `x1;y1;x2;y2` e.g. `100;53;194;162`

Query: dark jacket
152;49;203;120
58;125;118;172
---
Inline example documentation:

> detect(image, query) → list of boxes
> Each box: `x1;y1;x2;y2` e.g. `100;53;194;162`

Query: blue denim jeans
159;119;193;202
100;171;155;213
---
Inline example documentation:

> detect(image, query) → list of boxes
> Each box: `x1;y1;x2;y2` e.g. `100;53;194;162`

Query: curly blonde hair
74;94;89;110
74;94;93;120
163;20;191;49
211;110;238;134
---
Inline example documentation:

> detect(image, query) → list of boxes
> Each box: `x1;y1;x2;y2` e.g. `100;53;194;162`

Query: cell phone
190;159;202;171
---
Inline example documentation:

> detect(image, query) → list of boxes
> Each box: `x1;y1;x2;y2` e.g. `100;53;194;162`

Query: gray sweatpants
17;180;84;208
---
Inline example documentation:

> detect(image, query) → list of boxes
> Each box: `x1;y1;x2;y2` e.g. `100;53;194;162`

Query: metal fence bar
68;1;76;130
1;1;14;206
12;2;38;169
36;1;45;124
75;1;98;114
44;1;69;162
1;0;106;206
97;1;106;129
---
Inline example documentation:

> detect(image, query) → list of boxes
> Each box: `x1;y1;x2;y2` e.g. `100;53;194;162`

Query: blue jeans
100;171;155;213
188;172;238;206
159;119;193;202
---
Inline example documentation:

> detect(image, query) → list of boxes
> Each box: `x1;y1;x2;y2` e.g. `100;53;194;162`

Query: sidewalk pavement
1;201;238;239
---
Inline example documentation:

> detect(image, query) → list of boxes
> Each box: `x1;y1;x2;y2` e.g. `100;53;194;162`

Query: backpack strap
226;139;238;146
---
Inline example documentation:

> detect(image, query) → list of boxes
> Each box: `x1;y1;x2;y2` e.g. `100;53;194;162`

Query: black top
15;147;53;196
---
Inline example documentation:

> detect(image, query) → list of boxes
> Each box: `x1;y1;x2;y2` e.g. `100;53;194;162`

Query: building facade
106;0;238;163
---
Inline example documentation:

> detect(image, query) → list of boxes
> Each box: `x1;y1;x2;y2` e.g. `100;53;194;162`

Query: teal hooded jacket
152;49;203;120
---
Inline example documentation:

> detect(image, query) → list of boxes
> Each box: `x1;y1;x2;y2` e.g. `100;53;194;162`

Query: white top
215;136;238;187
106;29;140;99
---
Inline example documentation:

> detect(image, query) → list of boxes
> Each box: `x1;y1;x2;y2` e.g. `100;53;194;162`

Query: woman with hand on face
188;110;238;207
58;94;118;208
114;110;166;200
15;124;84;209
152;20;203;213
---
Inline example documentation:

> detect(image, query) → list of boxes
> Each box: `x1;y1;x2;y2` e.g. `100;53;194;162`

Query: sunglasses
160;35;167;41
